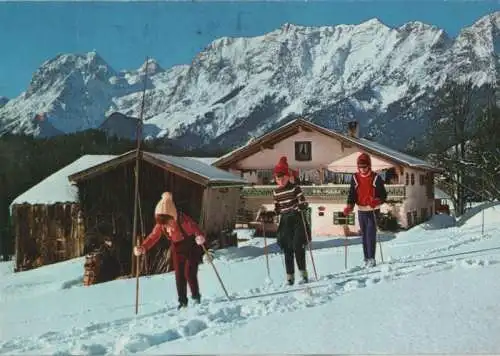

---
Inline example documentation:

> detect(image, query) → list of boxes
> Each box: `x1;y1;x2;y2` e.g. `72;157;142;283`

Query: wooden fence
12;203;84;272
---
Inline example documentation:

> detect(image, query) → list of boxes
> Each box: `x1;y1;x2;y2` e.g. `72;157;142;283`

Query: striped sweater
273;182;308;215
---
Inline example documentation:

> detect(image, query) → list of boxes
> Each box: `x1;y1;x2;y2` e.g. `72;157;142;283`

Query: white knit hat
154;192;178;220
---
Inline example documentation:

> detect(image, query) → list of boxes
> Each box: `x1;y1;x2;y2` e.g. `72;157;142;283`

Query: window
295;141;312;161
333;211;355;226
405;173;409;185
421;208;428;221
411;174;415;185
413;211;418;224
426;173;434;198
419;174;425;185
385;168;398;184
407;212;412;227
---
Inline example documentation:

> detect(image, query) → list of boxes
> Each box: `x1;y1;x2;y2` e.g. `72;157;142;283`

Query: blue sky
0;1;498;98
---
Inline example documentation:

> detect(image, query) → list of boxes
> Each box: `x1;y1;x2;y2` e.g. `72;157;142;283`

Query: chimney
347;121;359;138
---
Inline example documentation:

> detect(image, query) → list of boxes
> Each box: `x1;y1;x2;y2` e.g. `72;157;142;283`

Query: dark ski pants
172;248;200;305
283;246;306;275
358;210;377;260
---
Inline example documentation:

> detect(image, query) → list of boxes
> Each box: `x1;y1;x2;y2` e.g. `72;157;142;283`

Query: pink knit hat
154;192;178;220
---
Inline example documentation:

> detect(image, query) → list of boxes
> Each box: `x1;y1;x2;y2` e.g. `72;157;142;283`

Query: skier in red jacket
343;153;387;267
134;192;206;309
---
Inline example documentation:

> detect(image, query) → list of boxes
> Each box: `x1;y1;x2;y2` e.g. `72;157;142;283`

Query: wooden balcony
241;184;406;203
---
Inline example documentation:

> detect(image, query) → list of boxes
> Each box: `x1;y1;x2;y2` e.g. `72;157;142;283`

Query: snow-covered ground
1;205;500;355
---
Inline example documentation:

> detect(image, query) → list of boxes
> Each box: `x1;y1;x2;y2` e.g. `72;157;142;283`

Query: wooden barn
10;155;117;272
67;149;247;277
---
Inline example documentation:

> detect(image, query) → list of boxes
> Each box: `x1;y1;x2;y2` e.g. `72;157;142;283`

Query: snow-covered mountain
0;12;498;150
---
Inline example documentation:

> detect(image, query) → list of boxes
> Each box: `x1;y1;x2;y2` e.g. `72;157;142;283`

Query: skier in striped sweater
272;156;310;285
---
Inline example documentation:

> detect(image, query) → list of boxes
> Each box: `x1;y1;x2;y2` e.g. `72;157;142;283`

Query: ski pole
198;190;231;301
373;210;384;263
344;219;348;270
262;219;270;279
275;214;286;270
300;211;318;281
257;207;271;278
202;244;231;300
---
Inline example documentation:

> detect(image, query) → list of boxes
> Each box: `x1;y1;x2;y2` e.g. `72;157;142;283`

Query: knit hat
274;156;290;176
154;192;178;220
357;153;371;168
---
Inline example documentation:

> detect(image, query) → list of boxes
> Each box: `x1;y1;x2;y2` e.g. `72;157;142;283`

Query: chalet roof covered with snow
213;118;442;172
146;152;246;185
68;150;246;186
352;138;437;170
186;156;219;165
10;155;117;209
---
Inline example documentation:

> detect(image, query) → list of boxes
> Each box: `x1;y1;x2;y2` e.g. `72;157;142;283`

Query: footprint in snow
114;329;182;354
181;319;209;337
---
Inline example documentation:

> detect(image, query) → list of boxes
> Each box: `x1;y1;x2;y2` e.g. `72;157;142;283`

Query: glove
343;205;353;216
195;235;206;246
369;198;382;209
203;248;215;263
133;246;145;256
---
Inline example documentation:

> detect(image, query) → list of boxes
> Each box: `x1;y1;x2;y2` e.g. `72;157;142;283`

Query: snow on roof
10;155;117;209
213;119;298;163
354;138;436;170
215;142;250;162
146;152;246;184
213;118;439;172
185;156;219;166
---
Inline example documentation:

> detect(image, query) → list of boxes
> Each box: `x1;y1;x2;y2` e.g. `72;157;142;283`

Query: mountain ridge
0;11;498;150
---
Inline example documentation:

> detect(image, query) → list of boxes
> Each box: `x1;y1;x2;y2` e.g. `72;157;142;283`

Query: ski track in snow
1;230;499;355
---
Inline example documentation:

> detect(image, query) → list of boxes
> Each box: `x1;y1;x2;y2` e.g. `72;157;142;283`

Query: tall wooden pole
133;57;150;315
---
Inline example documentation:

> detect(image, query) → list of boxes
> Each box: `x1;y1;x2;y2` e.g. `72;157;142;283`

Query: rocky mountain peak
471;11;500;30
0;12;498;151
138;58;164;76
24;51;116;100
